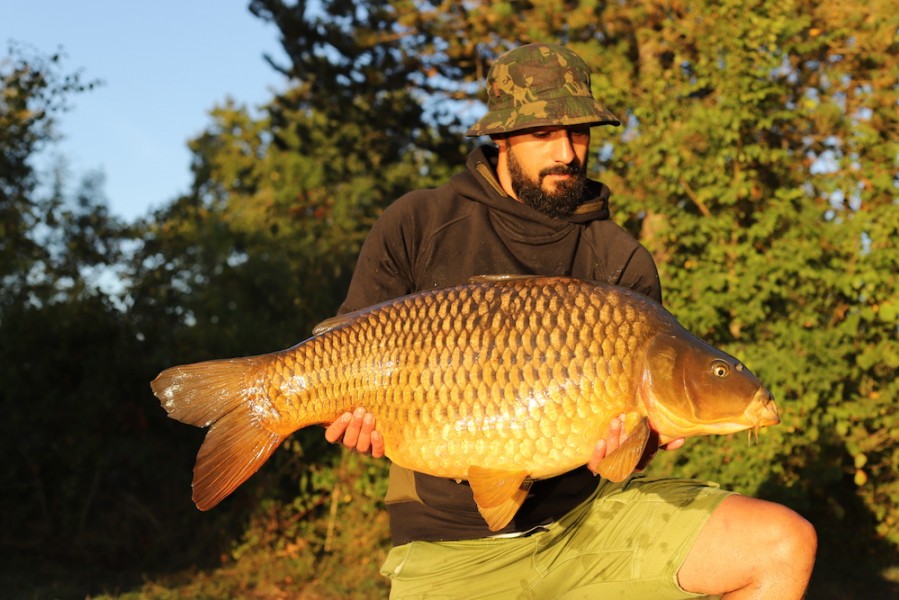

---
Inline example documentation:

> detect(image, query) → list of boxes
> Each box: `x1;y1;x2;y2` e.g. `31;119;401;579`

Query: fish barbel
151;275;779;531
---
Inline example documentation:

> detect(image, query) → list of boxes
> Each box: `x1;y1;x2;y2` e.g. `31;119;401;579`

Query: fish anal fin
468;466;531;531
597;417;652;482
192;408;284;510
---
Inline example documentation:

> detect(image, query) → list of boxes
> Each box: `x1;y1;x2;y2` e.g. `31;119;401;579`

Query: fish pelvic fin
468;466;531;532
596;417;652;482
150;356;285;510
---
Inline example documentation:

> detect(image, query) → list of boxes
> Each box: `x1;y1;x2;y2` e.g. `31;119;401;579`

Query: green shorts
380;475;732;599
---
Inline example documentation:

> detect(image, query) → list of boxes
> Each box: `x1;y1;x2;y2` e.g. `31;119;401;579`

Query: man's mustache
539;163;584;179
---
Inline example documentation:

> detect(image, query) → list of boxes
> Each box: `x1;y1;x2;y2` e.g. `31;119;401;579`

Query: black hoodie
338;145;662;544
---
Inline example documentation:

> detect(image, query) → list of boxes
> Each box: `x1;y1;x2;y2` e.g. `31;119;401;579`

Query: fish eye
711;360;730;378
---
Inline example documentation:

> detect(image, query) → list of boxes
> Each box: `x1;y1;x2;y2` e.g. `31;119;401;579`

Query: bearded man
325;43;816;599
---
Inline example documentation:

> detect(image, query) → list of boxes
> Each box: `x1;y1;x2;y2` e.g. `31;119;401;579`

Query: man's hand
324;407;385;458
587;414;686;474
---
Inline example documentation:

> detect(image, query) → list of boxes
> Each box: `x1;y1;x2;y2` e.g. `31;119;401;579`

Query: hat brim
466;97;621;137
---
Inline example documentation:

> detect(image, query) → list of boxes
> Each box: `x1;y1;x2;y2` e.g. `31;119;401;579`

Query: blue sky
3;1;287;221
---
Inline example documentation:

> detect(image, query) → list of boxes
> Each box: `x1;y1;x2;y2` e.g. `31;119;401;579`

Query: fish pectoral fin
468;466;531;532
596;417;652;483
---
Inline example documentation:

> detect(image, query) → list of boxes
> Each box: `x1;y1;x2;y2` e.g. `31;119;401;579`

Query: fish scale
152;275;779;531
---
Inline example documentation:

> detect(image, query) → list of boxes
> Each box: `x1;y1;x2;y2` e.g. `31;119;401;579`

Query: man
326;43;816;598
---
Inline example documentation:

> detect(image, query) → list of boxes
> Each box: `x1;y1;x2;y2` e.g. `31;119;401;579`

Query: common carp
151;275;779;531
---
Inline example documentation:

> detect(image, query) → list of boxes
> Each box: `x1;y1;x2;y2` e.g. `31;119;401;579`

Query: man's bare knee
679;496;817;598
769;507;817;575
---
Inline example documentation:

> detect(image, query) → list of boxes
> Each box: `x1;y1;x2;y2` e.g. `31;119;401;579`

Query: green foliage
583;0;899;560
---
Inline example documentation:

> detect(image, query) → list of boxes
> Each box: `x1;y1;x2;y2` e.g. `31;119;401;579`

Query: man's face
502;126;590;219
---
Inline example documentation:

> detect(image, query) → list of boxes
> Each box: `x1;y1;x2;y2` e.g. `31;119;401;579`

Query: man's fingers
662;437;685;451
353;412;376;452
370;429;385;458
605;417;619;453
341;407;366;449
605;414;627;453
324;412;353;444
587;439;607;473
325;408;384;456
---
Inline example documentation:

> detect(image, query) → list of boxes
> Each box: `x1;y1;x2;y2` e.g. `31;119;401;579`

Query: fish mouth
743;387;779;441
745;387;779;427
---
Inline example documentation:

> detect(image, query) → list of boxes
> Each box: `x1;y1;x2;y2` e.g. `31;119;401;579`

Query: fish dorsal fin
468;466;531;532
312;296;401;335
312;314;350;335
467;274;536;284
311;311;363;335
596;417;653;482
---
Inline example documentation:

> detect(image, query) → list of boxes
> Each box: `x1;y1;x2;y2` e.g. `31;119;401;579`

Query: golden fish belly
264;278;655;480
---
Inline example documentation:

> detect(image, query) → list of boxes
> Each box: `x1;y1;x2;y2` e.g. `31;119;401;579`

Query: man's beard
508;149;588;219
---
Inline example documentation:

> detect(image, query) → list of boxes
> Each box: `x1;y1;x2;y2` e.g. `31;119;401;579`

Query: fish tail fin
151;357;286;510
191;405;283;510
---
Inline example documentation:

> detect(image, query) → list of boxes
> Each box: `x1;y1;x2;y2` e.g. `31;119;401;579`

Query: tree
0;43;99;305
241;0;897;593
25;1;887;596
0;46;189;580
579;0;898;557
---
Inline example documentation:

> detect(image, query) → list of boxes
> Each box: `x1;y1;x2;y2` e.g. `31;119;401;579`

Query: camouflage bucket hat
466;43;620;137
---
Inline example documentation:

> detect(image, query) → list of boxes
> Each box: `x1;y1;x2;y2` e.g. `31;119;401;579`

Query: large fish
151;275;778;531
